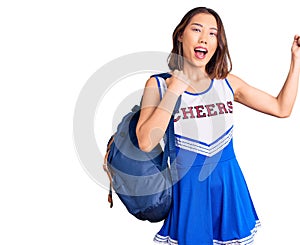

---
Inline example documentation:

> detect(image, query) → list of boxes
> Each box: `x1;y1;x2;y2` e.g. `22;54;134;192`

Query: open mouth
194;47;208;59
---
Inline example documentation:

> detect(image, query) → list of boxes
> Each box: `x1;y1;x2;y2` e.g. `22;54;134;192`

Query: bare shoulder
227;73;242;85
140;76;161;107
227;73;240;81
142;76;162;100
226;73;247;93
144;76;159;88
145;74;173;88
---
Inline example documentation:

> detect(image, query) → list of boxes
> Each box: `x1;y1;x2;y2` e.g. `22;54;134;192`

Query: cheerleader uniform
153;74;260;245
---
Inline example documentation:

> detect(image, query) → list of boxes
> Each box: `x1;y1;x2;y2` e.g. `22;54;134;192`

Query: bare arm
135;77;179;152
229;35;300;118
136;71;192;152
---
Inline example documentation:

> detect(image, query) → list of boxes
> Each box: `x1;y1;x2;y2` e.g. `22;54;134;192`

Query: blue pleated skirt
154;140;260;245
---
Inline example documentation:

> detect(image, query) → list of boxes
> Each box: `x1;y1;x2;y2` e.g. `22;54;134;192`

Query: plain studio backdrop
1;0;299;244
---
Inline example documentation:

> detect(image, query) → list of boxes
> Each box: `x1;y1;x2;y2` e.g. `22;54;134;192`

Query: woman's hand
167;70;192;96
229;35;300;118
167;69;211;95
291;35;300;60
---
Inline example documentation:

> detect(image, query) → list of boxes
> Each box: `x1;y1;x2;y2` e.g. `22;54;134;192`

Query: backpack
103;73;180;222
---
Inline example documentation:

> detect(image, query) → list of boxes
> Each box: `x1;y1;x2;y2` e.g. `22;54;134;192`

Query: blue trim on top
174;125;234;147
153;76;163;100
184;79;214;96
150;72;172;80
225;78;234;96
151;73;172;100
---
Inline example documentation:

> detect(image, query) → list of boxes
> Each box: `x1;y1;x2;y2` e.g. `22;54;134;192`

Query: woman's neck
182;64;209;83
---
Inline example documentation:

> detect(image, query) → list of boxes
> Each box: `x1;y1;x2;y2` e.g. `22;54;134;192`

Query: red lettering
181;107;195;119
194;105;206;118
227;101;233;113
174;115;181;122
176;101;233;121
216;102;228;114
205;104;217;117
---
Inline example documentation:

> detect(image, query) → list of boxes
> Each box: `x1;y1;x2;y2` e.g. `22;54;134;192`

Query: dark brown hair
168;7;232;79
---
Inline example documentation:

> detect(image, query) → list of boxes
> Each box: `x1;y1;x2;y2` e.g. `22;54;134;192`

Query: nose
199;31;208;45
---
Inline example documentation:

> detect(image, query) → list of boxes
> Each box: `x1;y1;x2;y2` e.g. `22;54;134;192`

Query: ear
178;32;183;42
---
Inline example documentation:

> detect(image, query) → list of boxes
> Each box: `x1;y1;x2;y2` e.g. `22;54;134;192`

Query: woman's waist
174;139;236;167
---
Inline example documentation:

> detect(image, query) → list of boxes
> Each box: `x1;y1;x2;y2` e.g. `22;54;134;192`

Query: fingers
291;35;300;59
172;69;210;83
170;69;212;95
294;35;300;47
172;69;191;84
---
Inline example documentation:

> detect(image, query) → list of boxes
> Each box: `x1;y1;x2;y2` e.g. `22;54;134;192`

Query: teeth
195;48;207;53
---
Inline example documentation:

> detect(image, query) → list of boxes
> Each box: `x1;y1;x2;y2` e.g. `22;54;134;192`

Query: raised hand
167;70;192;96
292;35;300;59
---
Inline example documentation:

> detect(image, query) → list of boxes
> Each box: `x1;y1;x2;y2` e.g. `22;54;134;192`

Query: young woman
136;7;300;245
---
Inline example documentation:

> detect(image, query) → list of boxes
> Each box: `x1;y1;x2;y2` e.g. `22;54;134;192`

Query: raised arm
136;71;191;152
135;77;175;152
228;35;300;118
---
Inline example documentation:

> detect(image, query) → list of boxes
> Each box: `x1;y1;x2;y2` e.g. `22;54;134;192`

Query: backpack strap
151;73;180;182
151;73;181;115
103;135;114;208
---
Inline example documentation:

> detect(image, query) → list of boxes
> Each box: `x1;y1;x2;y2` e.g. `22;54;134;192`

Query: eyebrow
191;23;218;31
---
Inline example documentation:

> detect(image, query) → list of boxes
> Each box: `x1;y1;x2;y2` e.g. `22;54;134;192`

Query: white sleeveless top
157;76;234;157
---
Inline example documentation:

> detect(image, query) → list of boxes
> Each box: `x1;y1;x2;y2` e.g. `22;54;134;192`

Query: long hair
168;7;232;79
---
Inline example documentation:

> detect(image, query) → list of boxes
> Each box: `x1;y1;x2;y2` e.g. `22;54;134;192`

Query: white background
1;0;300;244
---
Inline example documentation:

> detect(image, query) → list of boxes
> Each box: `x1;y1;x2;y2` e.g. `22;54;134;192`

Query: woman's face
179;13;218;70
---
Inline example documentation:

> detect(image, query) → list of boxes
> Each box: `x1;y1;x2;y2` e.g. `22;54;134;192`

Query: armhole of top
153;76;167;100
225;78;234;96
